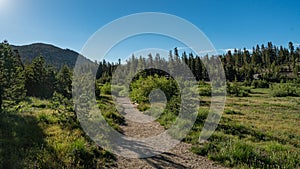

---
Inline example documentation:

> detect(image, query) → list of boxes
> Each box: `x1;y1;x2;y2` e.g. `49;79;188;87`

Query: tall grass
0;97;117;168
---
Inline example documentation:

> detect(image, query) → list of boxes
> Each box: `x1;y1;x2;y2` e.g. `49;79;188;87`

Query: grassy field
127;76;300;168
1;82;299;168
0;97;120;169
188;87;300;168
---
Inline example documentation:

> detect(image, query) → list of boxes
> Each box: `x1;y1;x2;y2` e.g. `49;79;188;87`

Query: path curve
113;97;227;169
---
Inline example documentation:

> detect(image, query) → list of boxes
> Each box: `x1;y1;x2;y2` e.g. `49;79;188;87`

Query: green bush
271;83;300;97
251;80;269;88
129;75;181;130
129;75;179;104
227;82;250;97
51;92;73;111
101;82;111;95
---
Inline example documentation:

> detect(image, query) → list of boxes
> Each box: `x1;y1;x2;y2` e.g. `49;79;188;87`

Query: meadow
1;80;299;168
128;76;300;169
190;87;299;168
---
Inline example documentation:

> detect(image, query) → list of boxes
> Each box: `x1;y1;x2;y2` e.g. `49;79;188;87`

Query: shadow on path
144;152;188;169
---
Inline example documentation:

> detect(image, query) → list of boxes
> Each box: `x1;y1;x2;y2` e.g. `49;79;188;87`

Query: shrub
251;80;269;88
129;75;179;104
227;82;250;97
101;82;111;95
271;83;300;97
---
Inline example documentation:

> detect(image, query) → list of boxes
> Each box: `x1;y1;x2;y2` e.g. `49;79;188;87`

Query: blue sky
0;0;300;62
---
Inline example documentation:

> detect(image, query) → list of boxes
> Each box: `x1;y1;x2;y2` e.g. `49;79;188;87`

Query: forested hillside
11;43;89;69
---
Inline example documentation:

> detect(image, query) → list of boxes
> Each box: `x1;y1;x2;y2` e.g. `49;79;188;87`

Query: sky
0;0;300;62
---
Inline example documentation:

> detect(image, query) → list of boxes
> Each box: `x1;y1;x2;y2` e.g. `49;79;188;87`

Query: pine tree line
96;42;300;83
221;42;300;82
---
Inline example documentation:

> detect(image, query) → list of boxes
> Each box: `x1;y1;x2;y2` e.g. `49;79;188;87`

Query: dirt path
112;97;227;169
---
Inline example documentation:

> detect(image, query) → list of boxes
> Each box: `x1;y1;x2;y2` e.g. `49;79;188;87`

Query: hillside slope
11;43;89;69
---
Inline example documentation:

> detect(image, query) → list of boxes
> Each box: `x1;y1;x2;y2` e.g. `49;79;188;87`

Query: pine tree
168;50;175;74
56;65;72;99
289;42;295;68
243;48;251;65
137;55;145;71
296;47;300;62
25;56;56;98
96;62;103;79
148;53;153;68
194;56;203;81
0;41;26;110
182;51;188;65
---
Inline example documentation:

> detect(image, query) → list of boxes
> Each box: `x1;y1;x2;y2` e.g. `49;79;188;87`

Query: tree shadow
0;110;61;168
110;134;188;168
143;152;188;169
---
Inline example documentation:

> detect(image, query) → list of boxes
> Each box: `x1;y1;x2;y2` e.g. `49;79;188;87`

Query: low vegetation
191;87;299;168
1;40;300;168
270;82;300;97
130;75;300;168
0;89;123;168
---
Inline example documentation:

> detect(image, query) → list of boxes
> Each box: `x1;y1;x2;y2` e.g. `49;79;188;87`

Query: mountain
11;43;90;69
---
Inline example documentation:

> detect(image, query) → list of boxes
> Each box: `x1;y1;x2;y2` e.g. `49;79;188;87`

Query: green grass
7;80;292;168
188;87;300;168
0;97;118;168
130;78;300;168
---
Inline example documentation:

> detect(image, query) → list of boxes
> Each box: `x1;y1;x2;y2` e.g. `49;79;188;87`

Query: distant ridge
11;43;91;69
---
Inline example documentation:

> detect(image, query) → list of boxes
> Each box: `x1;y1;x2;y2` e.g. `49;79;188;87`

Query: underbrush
270;83;300;97
251;80;270;88
97;95;125;132
227;82;251;97
0;96;118;168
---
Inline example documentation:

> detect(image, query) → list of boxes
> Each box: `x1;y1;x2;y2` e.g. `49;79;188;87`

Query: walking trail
112;97;227;169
